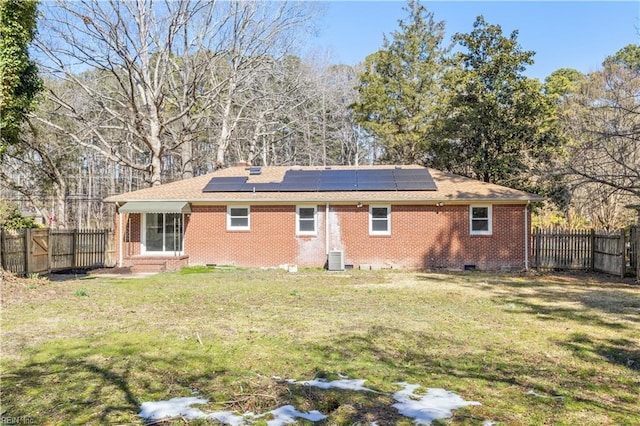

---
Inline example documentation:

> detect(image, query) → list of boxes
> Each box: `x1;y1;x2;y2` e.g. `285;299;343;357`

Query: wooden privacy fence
0;228;115;276
531;228;637;278
631;226;640;280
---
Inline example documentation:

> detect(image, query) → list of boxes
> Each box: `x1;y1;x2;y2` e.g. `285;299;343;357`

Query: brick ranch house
103;165;543;272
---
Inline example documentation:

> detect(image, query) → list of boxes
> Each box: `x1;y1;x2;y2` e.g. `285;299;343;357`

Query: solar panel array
202;168;437;193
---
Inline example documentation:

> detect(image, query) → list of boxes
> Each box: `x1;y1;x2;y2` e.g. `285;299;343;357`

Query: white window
227;206;250;230
369;205;391;236
142;213;184;254
296;205;317;235
470;205;492;235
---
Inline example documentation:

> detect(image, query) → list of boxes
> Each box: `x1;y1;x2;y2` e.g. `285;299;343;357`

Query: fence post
72;229;77;268
534;230;540;268
589;229;595;272
47;228;53;274
24;228;32;275
0;228;4;270
620;228;626;278
102;229;108;266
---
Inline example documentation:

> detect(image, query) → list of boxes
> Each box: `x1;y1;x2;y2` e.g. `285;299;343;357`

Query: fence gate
593;230;625;278
28;228;50;274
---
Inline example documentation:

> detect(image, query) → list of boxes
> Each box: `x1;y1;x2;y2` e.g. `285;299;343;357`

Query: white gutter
325;203;329;255
184;197;544;205
524;200;530;270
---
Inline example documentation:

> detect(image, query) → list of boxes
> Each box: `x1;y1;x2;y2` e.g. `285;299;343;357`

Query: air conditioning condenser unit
327;250;345;271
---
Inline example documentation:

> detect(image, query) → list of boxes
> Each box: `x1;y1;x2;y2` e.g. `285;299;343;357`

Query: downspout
116;202;123;268
325;203;330;256
524;200;530;271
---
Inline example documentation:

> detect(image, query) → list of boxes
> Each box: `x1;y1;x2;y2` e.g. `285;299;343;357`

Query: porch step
130;259;167;273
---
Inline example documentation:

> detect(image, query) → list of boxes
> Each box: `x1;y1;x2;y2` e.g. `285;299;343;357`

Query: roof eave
106;195;544;204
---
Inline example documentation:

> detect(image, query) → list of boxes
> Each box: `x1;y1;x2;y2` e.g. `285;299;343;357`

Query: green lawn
1;268;638;425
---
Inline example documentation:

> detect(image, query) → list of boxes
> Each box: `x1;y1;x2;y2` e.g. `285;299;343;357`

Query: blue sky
307;1;640;80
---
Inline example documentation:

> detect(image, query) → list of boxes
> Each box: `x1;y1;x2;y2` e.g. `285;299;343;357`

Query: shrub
0;200;41;230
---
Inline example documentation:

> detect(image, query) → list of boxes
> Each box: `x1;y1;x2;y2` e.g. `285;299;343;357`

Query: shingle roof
103;165;543;204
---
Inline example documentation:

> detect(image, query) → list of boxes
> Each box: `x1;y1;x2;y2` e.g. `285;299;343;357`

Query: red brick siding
339;204;526;269
186;205;313;267
115;203;530;270
332;203;526;269
113;212;142;261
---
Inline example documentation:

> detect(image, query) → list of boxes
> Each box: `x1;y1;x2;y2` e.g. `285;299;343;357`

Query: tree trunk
216;77;237;167
52;179;67;229
247;111;265;165
181;137;194;179
149;148;163;187
147;116;164;186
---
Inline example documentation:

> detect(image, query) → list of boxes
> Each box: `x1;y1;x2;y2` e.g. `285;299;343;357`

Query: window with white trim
142;213;183;254
369;205;391;235
227;206;250;230
296;205;317;235
470;205;492;235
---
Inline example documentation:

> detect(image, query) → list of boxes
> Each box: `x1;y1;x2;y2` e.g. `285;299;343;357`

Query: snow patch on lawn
392;383;481;424
295;377;381;393
266;405;326;425
138;397;324;425
139;397;245;425
139;377;482;425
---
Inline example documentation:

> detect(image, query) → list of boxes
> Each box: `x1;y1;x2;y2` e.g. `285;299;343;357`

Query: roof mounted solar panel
394;168;438;190
202;167;437;193
393;169;428;181
320;170;357;182
284;177;320;184
249;166;262;175
203;176;247;192
318;180;357;191
357;181;397;191
239;182;282;192
284;170;322;179
356;169;394;182
278;181;316;191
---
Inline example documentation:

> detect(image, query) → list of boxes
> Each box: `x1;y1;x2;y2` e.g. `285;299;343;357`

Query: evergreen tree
436;16;558;188
351;0;449;164
606;44;640;71
544;68;585;101
0;0;42;156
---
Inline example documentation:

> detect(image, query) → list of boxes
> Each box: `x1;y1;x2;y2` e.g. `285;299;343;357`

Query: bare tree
0;121;71;228
33;0;317;186
209;1;316;167
562;62;640;198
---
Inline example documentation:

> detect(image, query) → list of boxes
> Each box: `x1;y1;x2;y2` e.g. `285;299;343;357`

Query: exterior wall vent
327;250;345;271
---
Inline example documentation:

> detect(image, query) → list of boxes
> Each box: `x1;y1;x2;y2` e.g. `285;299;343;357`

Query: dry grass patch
1;268;638;425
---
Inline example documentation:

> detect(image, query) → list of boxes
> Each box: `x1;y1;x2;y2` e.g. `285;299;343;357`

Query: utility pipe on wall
325;203;329;256
524;200;530;270
116;202;123;268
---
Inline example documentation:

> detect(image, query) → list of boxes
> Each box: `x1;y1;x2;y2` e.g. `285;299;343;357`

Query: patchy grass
1;269;638;425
